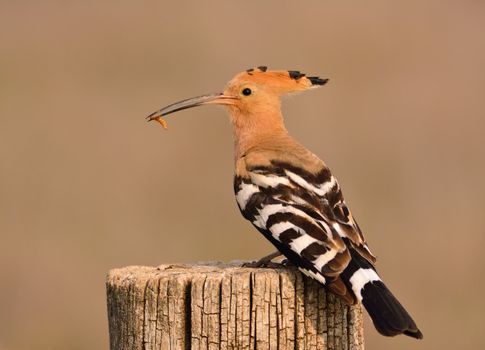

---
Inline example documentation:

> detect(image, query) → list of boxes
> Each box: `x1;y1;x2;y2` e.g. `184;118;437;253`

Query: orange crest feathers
229;66;328;95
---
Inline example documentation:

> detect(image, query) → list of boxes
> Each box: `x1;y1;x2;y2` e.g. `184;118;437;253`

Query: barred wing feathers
234;159;375;304
234;158;423;339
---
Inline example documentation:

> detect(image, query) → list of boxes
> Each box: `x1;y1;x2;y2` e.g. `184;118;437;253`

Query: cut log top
106;261;364;350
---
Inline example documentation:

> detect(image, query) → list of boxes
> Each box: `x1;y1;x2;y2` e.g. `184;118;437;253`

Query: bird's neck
229;108;289;160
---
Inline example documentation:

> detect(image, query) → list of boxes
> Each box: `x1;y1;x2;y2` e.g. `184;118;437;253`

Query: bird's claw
242;260;283;268
242;251;288;268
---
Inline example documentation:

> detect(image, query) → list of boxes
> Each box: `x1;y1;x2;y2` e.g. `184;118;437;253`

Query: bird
147;66;423;339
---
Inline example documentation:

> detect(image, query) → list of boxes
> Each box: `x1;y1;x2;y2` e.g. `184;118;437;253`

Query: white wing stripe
349;268;381;301
269;221;296;239
235;183;260;210
332;223;348;238
299;267;326;285
249;172;291;188
253;204;316;229
289;234;320;254
320;176;337;194
285;170;336;196
313;249;338;270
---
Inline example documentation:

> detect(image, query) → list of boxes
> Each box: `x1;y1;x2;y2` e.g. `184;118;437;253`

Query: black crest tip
308;77;329;86
257;66;268;72
288;70;306;80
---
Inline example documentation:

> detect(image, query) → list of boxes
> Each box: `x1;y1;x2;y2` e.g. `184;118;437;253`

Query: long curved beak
146;93;237;121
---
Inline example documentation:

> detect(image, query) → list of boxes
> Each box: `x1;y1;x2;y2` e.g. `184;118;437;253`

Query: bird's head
147;66;328;125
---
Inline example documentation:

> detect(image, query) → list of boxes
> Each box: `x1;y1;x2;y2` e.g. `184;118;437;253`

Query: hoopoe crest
147;66;423;339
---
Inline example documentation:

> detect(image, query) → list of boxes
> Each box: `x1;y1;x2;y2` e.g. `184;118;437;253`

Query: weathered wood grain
106;262;364;350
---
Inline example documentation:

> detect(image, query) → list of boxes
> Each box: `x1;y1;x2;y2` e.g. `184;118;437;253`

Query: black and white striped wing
234;161;423;337
234;162;376;302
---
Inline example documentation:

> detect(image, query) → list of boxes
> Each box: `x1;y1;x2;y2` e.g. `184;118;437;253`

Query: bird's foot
242;251;286;268
243;260;282;268
280;258;294;267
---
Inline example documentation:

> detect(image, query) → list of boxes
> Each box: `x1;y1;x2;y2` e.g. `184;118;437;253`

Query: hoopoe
147;66;423;339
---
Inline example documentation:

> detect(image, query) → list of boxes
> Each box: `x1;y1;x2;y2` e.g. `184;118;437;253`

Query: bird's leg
243;251;284;268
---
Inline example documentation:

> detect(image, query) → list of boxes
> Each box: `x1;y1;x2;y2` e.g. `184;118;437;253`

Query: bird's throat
230;109;288;161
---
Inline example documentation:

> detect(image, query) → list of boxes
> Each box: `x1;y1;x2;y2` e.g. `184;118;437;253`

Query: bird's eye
242;88;252;96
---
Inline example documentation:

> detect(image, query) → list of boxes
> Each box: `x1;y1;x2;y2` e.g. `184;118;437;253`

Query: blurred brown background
1;1;484;349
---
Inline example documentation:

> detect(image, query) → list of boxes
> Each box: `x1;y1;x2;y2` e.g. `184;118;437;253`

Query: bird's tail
360;277;423;338
341;246;423;339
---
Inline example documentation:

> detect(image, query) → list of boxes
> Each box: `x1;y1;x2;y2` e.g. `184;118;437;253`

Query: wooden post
106;262;364;350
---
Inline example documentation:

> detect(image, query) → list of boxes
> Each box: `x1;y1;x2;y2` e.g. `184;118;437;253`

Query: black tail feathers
341;243;423;339
361;279;423;339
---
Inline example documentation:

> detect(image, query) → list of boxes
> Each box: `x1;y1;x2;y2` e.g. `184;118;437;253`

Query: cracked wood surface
106;262;364;350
